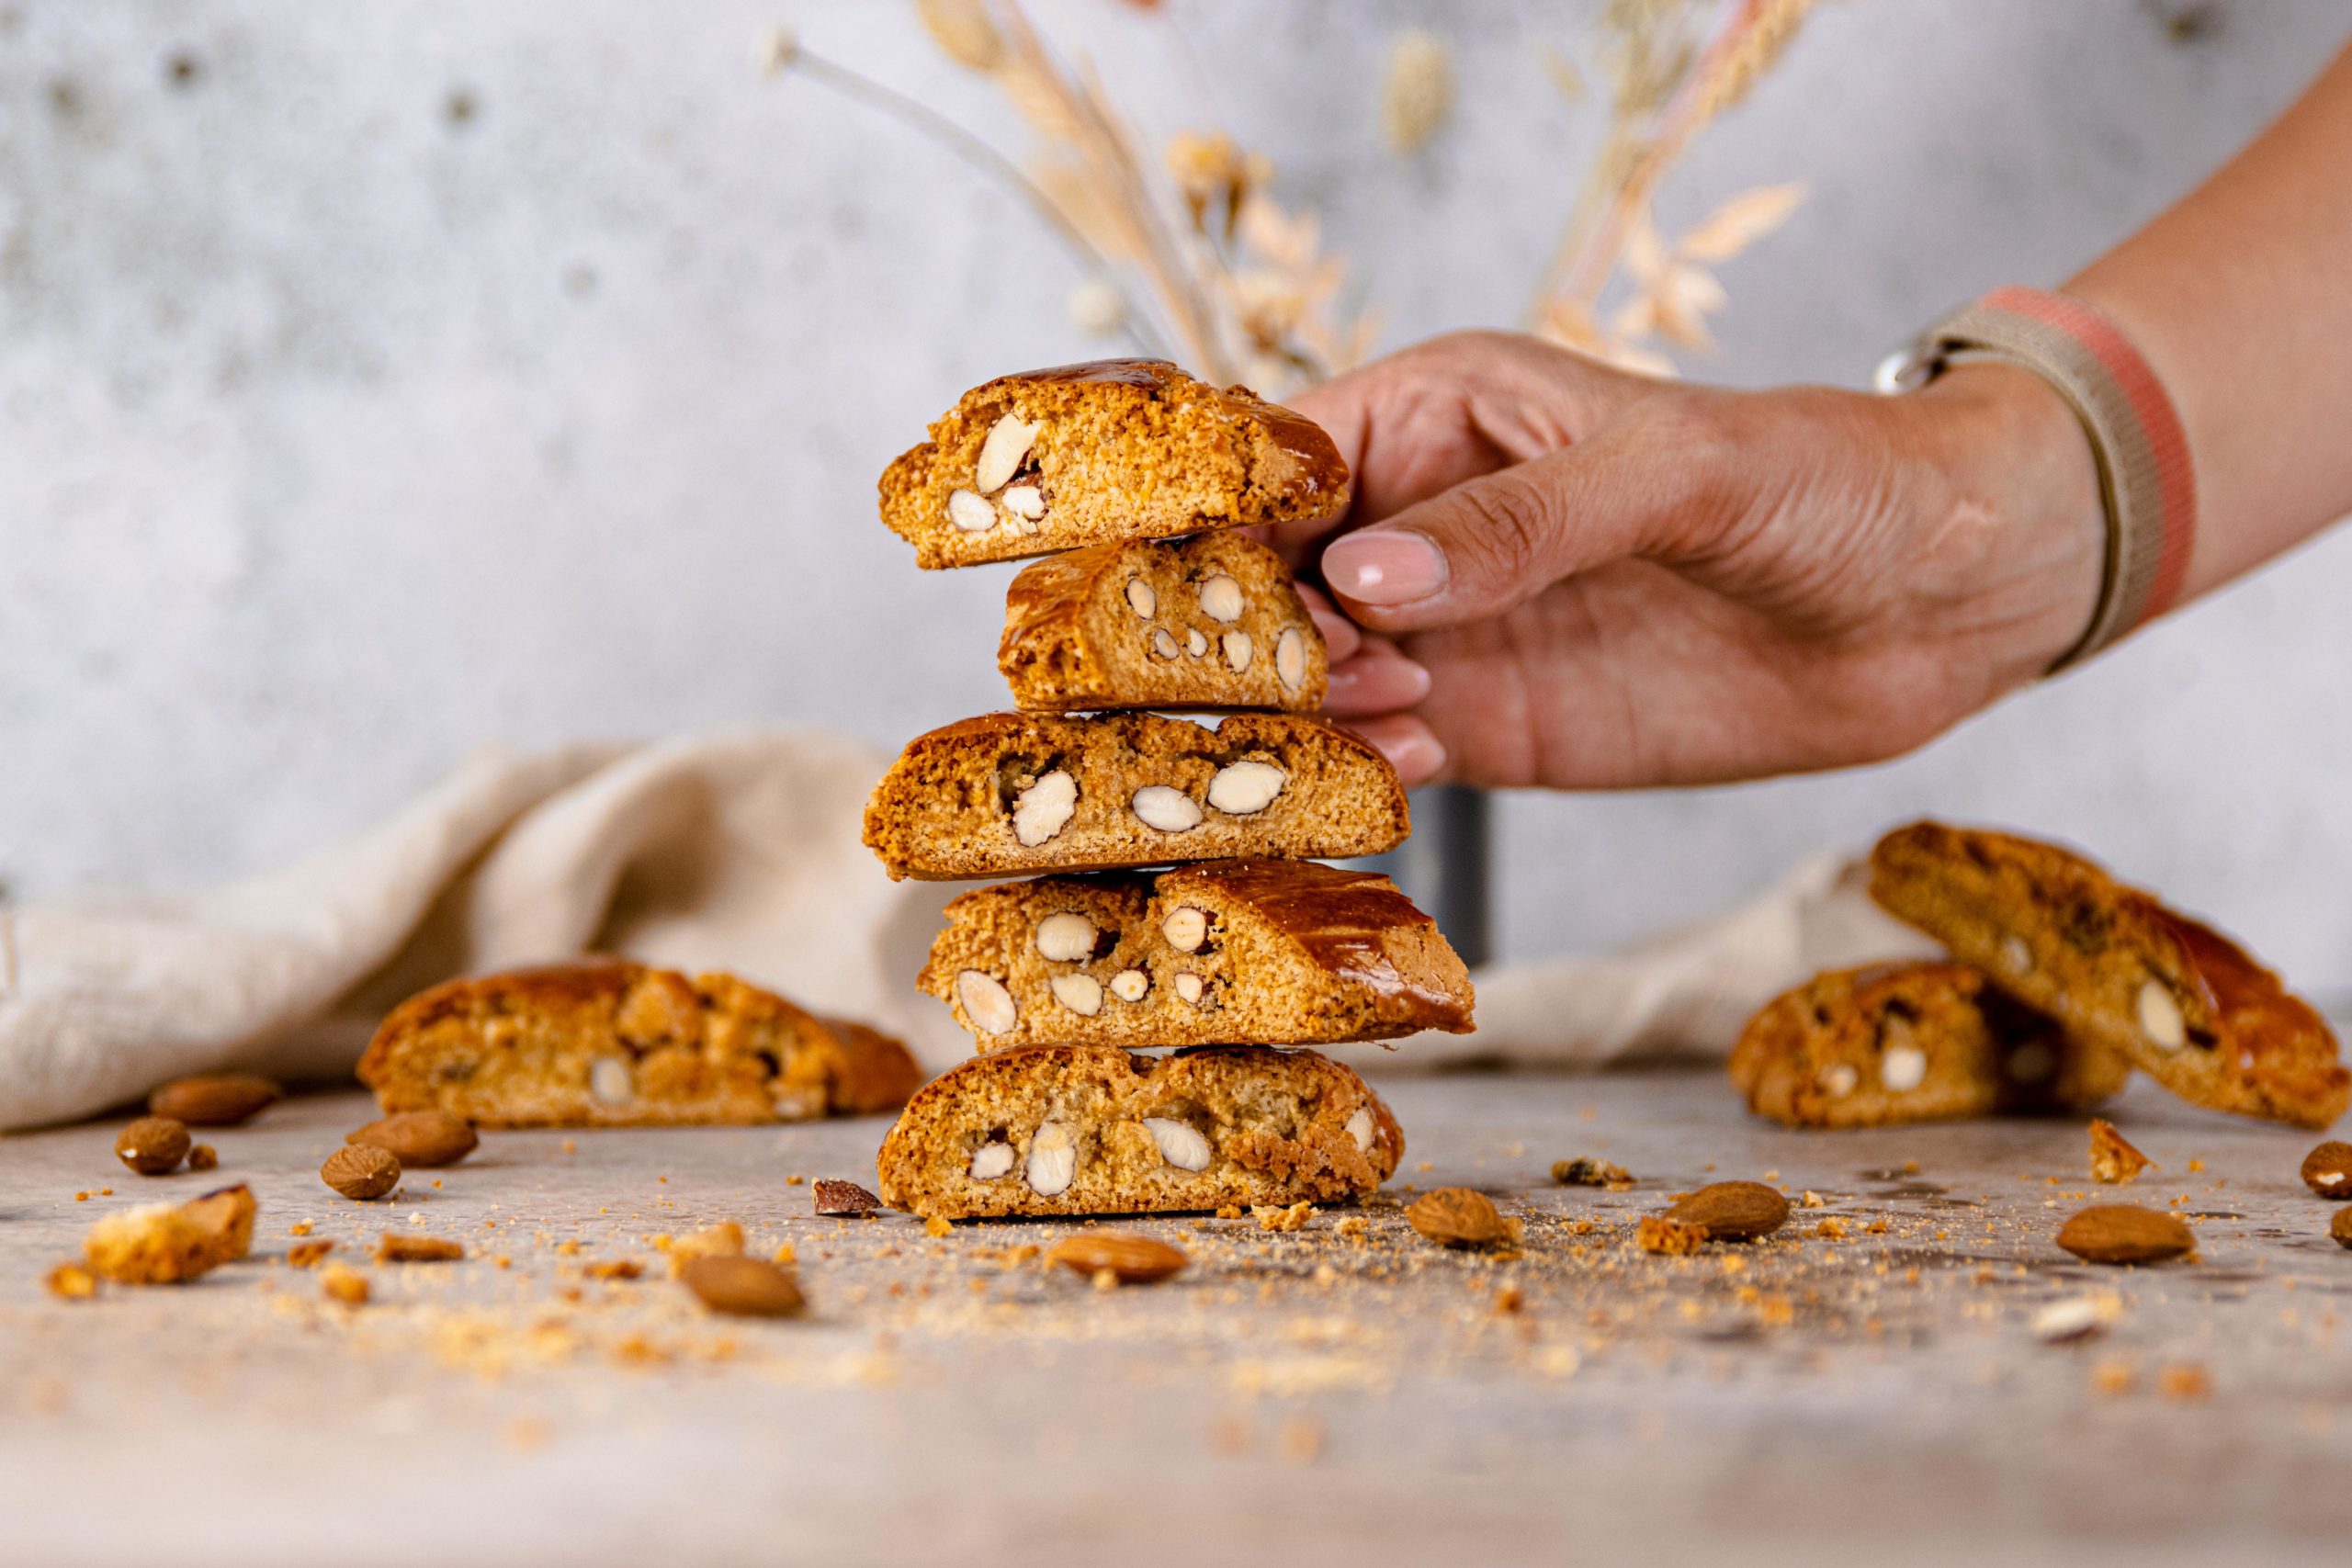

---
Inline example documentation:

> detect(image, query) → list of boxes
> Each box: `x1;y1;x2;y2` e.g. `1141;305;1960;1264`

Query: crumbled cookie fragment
286;1240;335;1269
1637;1216;1707;1257
2158;1364;2213;1402
45;1262;98;1300
2089;1119;2154;1185
583;1258;643;1280
377;1234;464;1263
83;1183;255;1285
662;1222;747;1277
187;1145;219;1171
1551;1157;1634;1191
320;1265;370;1305
1255;1201;1316;1233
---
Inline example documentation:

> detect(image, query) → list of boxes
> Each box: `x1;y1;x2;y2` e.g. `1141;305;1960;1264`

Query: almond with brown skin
1407;1187;1517;1248
321;1145;401;1201
682;1255;807;1317
1666;1181;1790;1241
2056;1204;2196;1264
1045;1232;1187;1284
148;1073;280;1127
2333;1209;2352;1249
813;1179;881;1216
187;1144;219;1171
377;1234;463;1263
2300;1140;2352;1200
115;1117;191;1176
347;1111;478;1168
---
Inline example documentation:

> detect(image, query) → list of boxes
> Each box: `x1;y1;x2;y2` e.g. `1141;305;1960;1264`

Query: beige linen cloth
0;730;1933;1131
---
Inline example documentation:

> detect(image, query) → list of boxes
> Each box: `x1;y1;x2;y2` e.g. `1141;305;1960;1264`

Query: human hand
1281;332;2107;789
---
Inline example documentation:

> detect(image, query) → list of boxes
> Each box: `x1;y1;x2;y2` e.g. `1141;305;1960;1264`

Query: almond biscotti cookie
999;533;1327;713
875;1045;1402;1220
1870;822;2348;1129
1730;963;2128;1130
878;359;1350;569
862;711;1408;881
920;859;1473;1051
357;961;923;1127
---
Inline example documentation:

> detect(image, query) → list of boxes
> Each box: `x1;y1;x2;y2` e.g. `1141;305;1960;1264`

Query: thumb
1317;400;1737;633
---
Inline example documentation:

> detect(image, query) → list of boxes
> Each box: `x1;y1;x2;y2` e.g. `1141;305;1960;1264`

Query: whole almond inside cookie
2055;1203;2195;1264
1666;1181;1790;1241
346;1111;478;1168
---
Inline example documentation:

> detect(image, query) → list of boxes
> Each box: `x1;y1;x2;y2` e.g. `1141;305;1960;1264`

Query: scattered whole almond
1666;1181;1791;1241
682;1255;807;1317
148;1073;280;1127
321;1145;401;1201
377;1234;463;1263
813;1179;880;1216
1636;1215;1707;1256
1551;1156;1634;1190
2088;1118;2154;1185
2055;1204;2195;1265
2300;1139;2352;1200
1407;1187;1517;1249
187;1144;219;1171
346;1111;478;1168
1045;1232;1188;1285
2332;1208;2352;1250
115;1116;191;1176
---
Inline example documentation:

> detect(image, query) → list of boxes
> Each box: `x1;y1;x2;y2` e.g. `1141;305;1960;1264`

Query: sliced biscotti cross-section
862;710;1408;881
875;1045;1402;1220
921;859;1473;1051
1870;821;2348;1129
1000;533;1328;713
1731;962;2127;1130
878;358;1351;570
357;961;923;1128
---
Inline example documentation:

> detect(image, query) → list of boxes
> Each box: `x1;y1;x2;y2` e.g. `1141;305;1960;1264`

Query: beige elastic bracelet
1877;287;2197;673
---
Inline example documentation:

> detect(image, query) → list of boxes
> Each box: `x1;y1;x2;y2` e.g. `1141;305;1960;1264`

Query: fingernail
1376;726;1447;784
1323;530;1446;605
1307;605;1361;658
1326;655;1432;710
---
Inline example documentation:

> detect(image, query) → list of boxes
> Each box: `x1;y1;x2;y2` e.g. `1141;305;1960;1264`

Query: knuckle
1442;469;1557;581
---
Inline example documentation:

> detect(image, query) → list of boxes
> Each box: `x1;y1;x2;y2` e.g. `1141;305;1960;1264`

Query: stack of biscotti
1730;821;2348;1132
861;359;1476;1219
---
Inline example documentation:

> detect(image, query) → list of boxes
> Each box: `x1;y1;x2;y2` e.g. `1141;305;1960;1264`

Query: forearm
2068;42;2352;598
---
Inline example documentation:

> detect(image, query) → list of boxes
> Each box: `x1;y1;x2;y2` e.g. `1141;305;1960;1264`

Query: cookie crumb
2089;1118;2154;1185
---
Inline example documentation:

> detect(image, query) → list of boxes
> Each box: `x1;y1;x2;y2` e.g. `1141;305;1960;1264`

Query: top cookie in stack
858;360;1475;1219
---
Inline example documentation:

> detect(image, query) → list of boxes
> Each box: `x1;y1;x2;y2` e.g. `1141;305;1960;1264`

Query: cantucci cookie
999;533;1327;713
873;1044;1401;1220
1730;963;2127;1130
357;961;923;1128
1870;821;2349;1129
861;711;1408;881
878;358;1350;569
919;858;1473;1051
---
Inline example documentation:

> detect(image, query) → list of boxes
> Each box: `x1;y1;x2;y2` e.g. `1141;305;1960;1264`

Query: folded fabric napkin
0;732;1928;1129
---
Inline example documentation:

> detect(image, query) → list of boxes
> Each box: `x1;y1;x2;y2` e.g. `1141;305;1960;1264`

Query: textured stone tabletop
4;1069;2347;1567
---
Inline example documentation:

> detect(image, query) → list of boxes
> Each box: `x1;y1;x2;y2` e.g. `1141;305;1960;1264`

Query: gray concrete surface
6;2;2352;987
4;1069;2348;1566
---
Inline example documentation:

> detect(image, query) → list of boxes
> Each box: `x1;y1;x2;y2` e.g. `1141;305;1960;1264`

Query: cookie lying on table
358;962;922;1127
1731;962;2128;1129
999;534;1327;714
875;1045;1401;1220
920;859;1472;1051
1870;821;2348;1129
862;711;1408;881
878;358;1350;570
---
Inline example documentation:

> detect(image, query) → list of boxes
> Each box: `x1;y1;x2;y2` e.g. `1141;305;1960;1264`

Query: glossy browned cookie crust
357;961;923;1128
1870;822;2347;1129
875;1045;1402;1220
861;710;1408;881
999;533;1328;714
878;358;1351;570
920;859;1473;1052
1731;962;2127;1130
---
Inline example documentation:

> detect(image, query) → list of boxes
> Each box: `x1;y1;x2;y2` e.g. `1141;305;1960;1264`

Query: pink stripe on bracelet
1981;286;2197;619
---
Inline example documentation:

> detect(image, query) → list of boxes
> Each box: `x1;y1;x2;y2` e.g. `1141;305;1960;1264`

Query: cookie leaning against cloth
919;859;1474;1051
1870;822;2348;1129
861;710;1409;881
877;358;1351;569
1731;963;2128;1130
875;1044;1401;1220
358;961;922;1128
999;533;1328;714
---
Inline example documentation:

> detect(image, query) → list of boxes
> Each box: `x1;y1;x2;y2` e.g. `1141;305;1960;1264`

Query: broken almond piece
2088;1118;2154;1185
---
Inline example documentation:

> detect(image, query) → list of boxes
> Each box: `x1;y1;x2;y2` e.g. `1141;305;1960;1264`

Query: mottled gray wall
4;2;2349;986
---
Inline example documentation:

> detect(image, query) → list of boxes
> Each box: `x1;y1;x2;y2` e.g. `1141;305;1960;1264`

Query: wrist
1914;359;2106;681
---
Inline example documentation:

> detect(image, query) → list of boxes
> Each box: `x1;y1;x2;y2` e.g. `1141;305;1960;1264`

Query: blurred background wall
4;0;2348;988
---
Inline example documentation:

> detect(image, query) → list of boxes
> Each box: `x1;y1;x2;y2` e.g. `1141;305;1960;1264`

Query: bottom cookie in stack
876;1045;1402;1220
